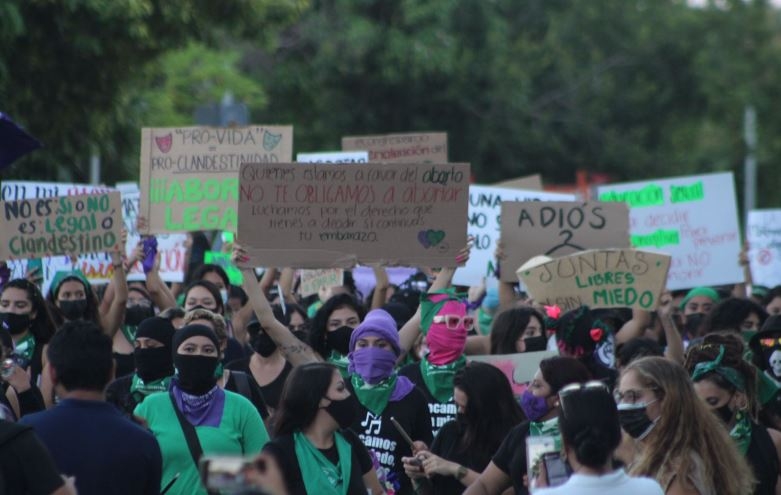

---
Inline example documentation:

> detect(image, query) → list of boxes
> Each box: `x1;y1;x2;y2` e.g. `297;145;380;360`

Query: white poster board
748;210;781;288
454;185;574;286
596;172;742;290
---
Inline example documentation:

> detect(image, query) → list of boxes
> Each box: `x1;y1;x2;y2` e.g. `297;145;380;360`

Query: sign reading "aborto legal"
139;125;293;234
0;191;123;260
237;162;469;268
517;248;671;312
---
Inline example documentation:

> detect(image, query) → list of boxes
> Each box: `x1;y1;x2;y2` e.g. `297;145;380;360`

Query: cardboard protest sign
501;201;630;283
596;172;741;290
494;174;543;191
341;132;447;163
299;269;345;297
237;162;469;268
748;210;781;288
453;185;574;287
0;181;119;290
116;182;186;283
469;351;558;397
297;151;369;163
139;125;293;234
517;248;671;312
0;191;122;261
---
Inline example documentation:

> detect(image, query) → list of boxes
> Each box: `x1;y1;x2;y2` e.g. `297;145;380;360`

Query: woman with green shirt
135;324;268;495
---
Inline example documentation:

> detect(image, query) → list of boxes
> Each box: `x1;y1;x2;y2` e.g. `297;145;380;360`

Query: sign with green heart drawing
237;162;469;268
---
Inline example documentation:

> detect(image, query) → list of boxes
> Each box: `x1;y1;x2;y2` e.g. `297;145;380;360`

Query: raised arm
615;309;652;345
370;265;390;310
234;245;320;366
100;246;128;337
657;296;684;364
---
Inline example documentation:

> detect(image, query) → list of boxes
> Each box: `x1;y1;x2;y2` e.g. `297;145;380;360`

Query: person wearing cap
679;287;720;338
346;309;432;495
105;316;176;417
134;324;268;495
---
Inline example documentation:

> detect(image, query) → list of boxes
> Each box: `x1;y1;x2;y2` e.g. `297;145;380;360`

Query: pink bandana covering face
425;299;468;365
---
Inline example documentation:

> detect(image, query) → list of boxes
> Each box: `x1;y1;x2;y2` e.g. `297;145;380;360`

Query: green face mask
741;330;755;345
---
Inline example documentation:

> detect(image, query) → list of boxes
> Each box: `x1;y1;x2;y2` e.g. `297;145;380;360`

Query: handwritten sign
237;162;469;268
0;191;122;261
748;210;781;288
494;174;544;191
501;201;630;283
453;185;574;286
517;248;672;312
116;182;186;283
299;269;345;297
297;151;369;163
596;172;741;290
139;125;293;234
341;132;447;163
469;351;558;396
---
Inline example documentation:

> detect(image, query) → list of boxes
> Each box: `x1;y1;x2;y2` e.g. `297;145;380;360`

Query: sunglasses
760;337;781;348
558;381;608;415
432;314;475;331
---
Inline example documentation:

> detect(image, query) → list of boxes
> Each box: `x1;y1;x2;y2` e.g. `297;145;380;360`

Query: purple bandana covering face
348;347;397;384
171;382;226;427
390;376;415;401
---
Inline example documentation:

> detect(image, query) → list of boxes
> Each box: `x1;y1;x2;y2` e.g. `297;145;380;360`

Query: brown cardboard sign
139;126;293;234
500;201;630;282
237;162;469;268
494;174;544;191
0;191;123;260
299;269;345;297
341;132;447;163
517;248;672;311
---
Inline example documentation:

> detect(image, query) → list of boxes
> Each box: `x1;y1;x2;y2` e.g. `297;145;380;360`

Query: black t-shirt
429;420;494;495
224;370;269;419
347;381;433;495
225;358;292;410
747;422;779;495
492;422;532;495
265;429;373;495
0;421;65;495
399;362;458;437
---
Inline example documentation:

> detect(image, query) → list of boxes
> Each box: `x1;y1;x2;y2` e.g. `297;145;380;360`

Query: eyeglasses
760;337;781;348
432;314;474;331
613;387;657;405
558;381;608;415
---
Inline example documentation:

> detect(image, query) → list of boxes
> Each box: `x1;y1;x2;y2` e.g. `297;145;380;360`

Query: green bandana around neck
294;430;352;495
419;354;466;403
121;324;137;345
130;374;172;400
477;307;493;336
529;416;562;450
328;351;350;378
729;410;752;456
13;333;36;364
691;345;746;391
351;373;397;416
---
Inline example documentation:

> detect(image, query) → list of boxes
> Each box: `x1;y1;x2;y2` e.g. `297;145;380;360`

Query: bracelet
455;465;468;480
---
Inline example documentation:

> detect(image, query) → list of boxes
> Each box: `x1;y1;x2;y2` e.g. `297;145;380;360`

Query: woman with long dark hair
310;293;367;375
404;362;524;494
490;307;548;354
265;362;385;495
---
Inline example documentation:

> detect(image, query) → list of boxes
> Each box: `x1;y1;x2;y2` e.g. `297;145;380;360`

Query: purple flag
0;113;41;169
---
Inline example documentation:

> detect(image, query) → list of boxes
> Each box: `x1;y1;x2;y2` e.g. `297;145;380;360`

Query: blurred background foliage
2;0;780;209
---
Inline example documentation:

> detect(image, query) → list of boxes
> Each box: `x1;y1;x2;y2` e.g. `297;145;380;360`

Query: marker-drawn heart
263;131;282;151
426;230;446;247
155;133;172;153
417;230;431;248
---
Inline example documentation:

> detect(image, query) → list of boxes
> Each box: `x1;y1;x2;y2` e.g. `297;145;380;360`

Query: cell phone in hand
542;452;571;487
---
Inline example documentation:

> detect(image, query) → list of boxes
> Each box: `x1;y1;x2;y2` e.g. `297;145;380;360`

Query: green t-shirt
135;390;269;495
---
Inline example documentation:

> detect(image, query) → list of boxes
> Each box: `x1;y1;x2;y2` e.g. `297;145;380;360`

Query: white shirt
535;469;664;495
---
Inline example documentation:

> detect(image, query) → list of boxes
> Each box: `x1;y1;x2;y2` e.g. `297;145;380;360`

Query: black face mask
326;326;354;356
684;313;706;337
523;335;548;353
174;354;219;395
324;393;359;429
125;305;155;327
617;401;657;439
251;331;277;358
135;347;174;383
59;300;88;320
715;403;735;425
0;312;31;336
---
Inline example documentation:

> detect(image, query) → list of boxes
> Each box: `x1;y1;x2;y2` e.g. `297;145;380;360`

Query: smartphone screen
543;452;571;487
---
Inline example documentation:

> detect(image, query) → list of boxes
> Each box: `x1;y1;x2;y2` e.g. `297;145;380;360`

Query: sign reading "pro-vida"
139;125;293;234
0;191;123;260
